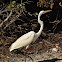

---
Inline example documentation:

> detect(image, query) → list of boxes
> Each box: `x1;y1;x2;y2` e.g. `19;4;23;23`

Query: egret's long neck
36;13;44;37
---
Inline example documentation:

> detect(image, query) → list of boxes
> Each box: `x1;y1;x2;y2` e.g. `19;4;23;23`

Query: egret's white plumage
9;31;35;51
9;10;51;52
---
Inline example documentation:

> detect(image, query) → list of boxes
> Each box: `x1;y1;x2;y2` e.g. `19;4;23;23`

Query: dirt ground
0;33;62;62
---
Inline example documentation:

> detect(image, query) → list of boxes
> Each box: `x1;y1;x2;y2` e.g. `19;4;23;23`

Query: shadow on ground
38;58;62;62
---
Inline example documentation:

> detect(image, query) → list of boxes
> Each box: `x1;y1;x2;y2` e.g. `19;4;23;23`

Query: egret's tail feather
9;45;13;52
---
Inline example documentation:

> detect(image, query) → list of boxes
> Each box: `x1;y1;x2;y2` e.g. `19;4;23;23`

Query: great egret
9;10;51;52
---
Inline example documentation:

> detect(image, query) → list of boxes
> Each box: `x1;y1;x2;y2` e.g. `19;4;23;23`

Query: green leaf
0;41;2;44
11;5;14;7
12;1;16;4
33;12;38;17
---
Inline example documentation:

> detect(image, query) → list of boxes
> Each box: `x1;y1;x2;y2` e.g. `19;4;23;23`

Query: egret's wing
9;31;35;51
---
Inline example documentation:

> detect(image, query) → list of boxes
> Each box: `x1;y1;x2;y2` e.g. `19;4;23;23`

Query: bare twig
53;19;62;32
3;15;20;30
21;0;22;8
49;20;60;23
49;10;62;32
23;0;33;4
49;19;62;32
0;8;10;15
0;10;12;28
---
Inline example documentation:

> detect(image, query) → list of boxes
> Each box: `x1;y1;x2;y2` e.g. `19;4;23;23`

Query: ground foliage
0;0;62;62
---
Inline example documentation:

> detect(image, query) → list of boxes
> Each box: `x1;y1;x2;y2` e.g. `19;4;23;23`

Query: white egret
9;10;52;52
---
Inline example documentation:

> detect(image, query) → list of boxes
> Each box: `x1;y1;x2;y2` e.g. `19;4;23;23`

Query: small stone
51;48;58;52
7;56;10;58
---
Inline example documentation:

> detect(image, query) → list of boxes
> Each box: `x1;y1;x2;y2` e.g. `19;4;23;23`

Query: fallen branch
43;39;53;46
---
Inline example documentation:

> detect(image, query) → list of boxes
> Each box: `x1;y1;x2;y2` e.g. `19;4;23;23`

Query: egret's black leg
24;50;26;62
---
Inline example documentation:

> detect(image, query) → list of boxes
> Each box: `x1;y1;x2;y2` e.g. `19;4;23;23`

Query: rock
51;48;58;52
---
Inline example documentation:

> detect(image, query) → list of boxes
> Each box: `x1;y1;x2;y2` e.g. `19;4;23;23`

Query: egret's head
38;10;52;22
39;10;52;15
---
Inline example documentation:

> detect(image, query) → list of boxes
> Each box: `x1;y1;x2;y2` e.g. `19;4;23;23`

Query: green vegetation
0;41;2;45
8;1;25;11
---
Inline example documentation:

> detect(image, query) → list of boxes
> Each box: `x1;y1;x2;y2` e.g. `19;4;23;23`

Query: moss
48;54;52;57
60;53;62;56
